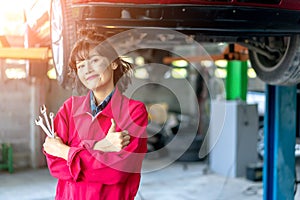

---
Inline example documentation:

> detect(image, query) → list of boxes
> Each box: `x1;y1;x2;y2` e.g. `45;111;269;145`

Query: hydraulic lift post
264;85;297;199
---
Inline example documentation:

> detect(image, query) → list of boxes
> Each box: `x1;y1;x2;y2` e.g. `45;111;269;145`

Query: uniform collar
90;89;115;116
72;87;124;119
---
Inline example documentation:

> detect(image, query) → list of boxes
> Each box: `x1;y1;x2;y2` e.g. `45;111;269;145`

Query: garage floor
1;157;300;200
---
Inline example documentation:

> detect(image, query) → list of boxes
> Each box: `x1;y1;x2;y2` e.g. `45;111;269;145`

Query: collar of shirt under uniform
90;89;115;116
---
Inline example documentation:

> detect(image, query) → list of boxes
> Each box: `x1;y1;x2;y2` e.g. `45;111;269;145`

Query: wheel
50;0;76;88
248;35;300;86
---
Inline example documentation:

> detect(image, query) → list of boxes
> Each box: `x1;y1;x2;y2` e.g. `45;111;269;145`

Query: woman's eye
76;60;86;69
91;58;99;64
77;64;84;69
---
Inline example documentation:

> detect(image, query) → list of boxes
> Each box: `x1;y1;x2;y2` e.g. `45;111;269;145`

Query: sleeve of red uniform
67;103;148;184
43;99;74;181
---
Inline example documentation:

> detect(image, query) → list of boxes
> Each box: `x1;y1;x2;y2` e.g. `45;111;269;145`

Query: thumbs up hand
93;119;130;152
108;118;116;133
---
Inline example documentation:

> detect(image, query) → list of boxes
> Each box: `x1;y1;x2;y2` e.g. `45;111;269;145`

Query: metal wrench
35;116;54;138
40;105;52;134
49;112;54;135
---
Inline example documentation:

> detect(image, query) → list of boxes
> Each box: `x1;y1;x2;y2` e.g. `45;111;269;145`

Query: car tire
50;0;76;88
249;35;300;86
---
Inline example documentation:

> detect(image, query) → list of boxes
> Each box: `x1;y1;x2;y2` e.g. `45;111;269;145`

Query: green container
226;60;248;101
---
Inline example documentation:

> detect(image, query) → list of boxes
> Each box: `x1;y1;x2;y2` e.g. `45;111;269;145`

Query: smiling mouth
86;75;99;81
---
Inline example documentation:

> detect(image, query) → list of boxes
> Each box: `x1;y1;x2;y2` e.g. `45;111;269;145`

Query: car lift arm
0;47;51;60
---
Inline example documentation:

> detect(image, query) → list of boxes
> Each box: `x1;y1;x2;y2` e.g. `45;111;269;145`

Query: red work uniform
44;88;148;200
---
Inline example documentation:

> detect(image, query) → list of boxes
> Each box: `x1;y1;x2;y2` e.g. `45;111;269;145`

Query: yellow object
147;103;169;124
0;47;51;60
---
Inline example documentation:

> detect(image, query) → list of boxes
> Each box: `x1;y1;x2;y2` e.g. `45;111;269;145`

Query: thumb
108;119;116;133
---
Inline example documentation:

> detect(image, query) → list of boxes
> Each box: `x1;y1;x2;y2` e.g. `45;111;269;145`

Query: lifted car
47;0;300;87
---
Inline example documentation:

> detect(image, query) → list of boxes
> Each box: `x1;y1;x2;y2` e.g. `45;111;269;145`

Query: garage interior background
1;0;300;200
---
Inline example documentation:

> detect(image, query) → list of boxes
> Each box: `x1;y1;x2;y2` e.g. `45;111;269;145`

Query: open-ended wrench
49;112;54;135
35;116;54;138
40;105;52;133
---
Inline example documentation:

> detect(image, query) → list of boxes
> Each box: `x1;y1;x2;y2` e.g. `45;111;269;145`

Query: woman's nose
85;61;93;73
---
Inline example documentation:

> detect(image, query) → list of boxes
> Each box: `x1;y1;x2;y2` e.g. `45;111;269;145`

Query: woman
43;34;148;200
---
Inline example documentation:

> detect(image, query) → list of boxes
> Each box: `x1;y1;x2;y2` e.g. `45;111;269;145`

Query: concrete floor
138;159;263;200
0;156;299;200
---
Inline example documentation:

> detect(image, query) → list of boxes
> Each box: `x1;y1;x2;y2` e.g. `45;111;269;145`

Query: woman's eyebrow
88;54;104;60
76;60;86;66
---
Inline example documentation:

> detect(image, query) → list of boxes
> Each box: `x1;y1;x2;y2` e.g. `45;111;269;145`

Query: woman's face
76;48;116;91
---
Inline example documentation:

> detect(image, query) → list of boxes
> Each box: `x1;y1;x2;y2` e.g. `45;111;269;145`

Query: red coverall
44;88;148;200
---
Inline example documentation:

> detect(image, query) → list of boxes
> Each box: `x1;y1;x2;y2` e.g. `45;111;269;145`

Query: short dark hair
68;34;133;93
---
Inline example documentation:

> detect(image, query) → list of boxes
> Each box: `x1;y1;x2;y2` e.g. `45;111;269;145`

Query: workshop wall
0;78;71;169
0;80;34;168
